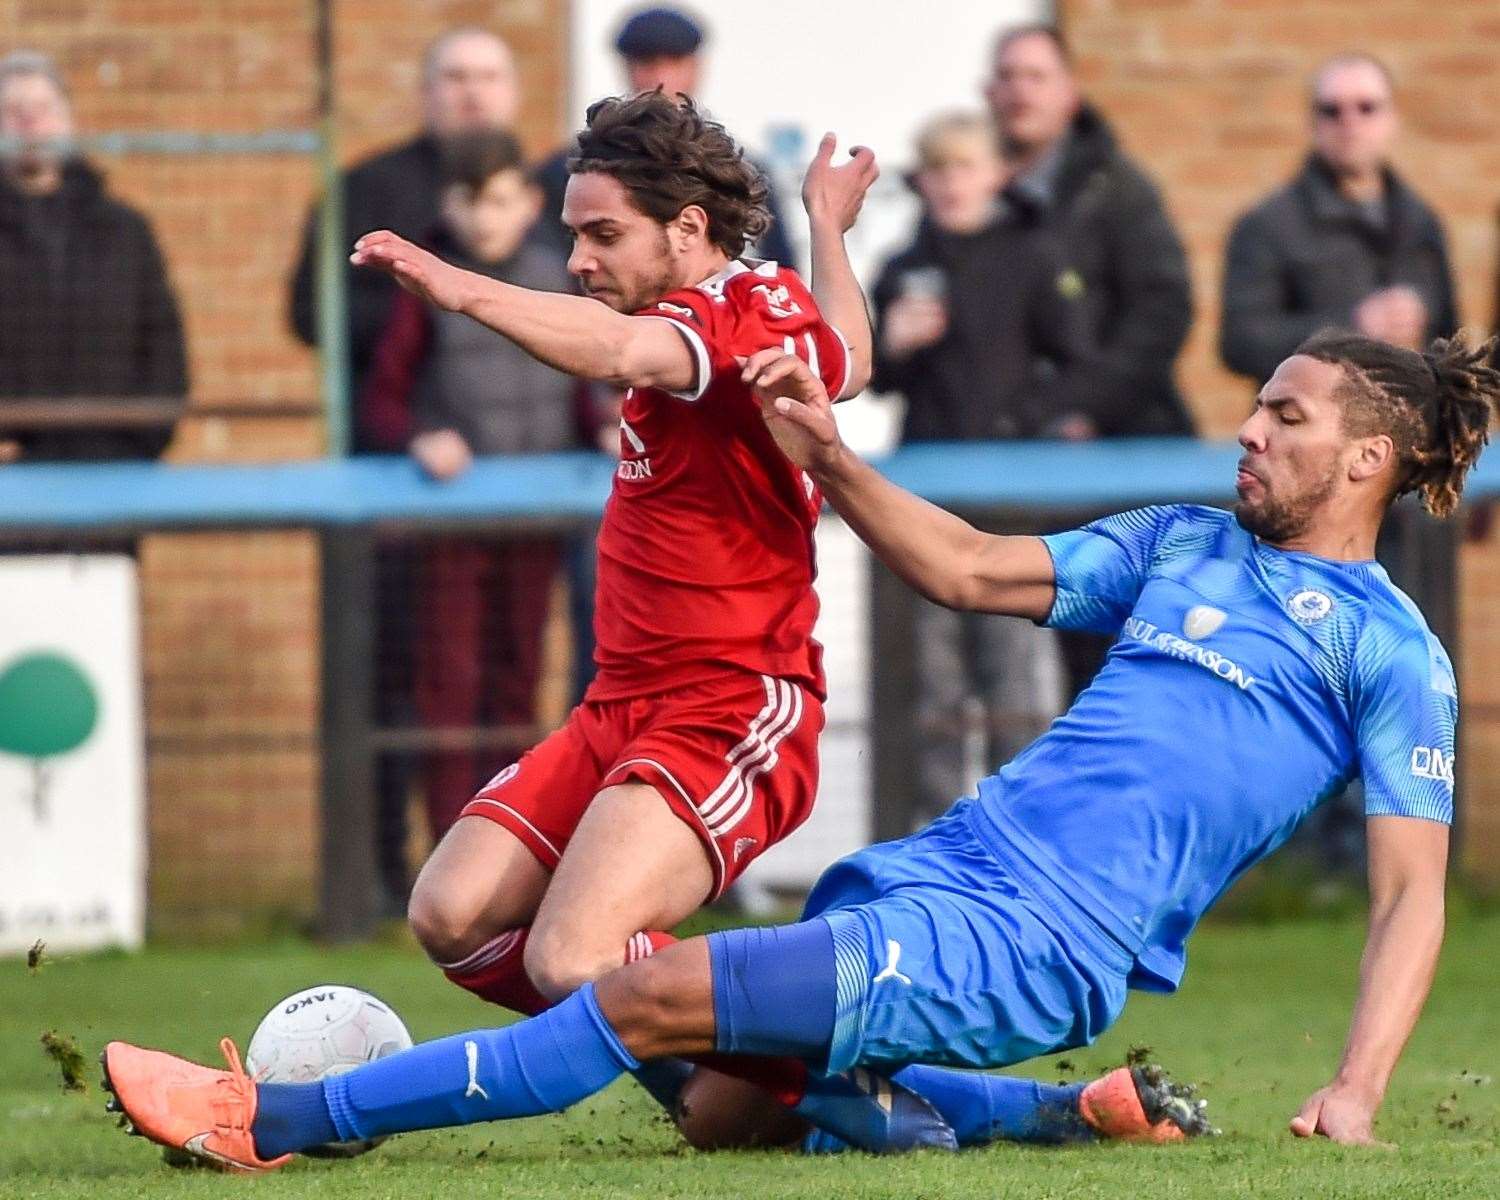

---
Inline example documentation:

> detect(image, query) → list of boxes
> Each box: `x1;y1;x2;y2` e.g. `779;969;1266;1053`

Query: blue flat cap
614;7;704;58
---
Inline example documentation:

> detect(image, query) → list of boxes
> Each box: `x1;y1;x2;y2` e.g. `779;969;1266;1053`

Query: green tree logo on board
0;652;99;821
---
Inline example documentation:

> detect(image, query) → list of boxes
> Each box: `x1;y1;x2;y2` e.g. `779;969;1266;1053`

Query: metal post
314;0;350;458
319;527;379;940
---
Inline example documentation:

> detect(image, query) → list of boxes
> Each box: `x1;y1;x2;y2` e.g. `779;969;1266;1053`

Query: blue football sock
891;1066;1091;1146
708;920;836;1057
251;983;636;1157
707;921;954;1153
253;1081;339;1158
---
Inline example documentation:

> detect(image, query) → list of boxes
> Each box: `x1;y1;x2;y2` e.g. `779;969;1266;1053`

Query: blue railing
10;438;1492;529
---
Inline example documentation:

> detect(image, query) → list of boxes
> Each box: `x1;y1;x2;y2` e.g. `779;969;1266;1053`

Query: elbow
842;359;872;400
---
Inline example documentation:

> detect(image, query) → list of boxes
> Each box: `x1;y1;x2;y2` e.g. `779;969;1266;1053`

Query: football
244;984;413;1158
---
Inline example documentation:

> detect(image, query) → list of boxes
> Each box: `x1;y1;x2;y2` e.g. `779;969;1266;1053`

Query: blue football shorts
801;799;1133;1075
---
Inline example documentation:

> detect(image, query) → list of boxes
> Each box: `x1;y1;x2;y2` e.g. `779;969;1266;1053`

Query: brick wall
8;0;569;930
1061;0;1500;883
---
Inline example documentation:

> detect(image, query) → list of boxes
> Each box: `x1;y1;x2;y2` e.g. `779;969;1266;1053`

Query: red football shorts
460;671;824;898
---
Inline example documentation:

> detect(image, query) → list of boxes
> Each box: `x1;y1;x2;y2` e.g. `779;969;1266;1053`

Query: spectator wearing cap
984;25;1193;439
1221;54;1458;385
533;6;796;268
289;27;521;433
0;51;186;462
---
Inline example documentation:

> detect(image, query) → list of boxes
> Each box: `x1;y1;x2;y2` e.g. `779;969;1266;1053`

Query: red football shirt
589;259;852;703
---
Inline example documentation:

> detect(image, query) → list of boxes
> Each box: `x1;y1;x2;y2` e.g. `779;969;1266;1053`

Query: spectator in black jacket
873;112;1081;824
984;25;1194;437
532;6;796;269
1221;54;1458;385
288;27;520;440
0;52;185;462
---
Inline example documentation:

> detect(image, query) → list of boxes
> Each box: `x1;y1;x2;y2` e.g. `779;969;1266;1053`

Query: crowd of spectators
0;8;1476;890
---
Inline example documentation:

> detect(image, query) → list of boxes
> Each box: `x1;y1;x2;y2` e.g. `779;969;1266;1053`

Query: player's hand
351;231;474;312
802;133;879;233
0;439;20;465
410;429;473;481
741;348;842;474
1290;1084;1391;1147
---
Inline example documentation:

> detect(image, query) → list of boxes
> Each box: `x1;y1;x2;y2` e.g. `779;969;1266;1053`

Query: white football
245;984;413;1157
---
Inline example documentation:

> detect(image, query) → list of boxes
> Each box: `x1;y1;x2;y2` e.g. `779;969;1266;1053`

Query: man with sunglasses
1221;53;1458;387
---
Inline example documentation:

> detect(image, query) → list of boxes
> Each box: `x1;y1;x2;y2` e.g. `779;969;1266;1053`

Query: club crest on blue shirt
1287;589;1334;625
1182;605;1227;641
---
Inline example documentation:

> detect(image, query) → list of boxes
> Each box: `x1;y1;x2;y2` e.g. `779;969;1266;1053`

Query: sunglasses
1314;99;1385;119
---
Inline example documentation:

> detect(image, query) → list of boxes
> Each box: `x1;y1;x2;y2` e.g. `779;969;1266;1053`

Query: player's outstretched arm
350;231;695;391
747;350;1054;618
801;134;878;398
1290;815;1448;1147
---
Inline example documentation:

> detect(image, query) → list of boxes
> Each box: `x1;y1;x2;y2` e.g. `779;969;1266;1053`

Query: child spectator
361;130;582;838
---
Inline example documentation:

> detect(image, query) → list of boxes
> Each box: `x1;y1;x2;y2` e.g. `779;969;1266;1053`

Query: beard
1234;464;1340;544
615;226;679;314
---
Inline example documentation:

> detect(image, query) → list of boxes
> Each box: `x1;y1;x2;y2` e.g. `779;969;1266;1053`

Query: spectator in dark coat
359;132;581;838
0;52;185;462
872;112;1081;824
289;27;520;442
532;6;796;269
1221;54;1458;385
984;25;1194;438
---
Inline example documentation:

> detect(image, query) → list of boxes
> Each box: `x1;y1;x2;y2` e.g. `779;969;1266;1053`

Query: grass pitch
4;913;1497;1199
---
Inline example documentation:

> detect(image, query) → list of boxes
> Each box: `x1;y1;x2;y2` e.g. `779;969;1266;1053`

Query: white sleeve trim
827;324;855;400
640;314;713;402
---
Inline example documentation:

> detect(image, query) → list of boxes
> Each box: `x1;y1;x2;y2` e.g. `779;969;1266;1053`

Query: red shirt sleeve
358;290;433;451
634;265;850;404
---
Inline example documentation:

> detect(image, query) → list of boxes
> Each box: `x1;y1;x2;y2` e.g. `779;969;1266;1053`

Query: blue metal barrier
10;438;1495;528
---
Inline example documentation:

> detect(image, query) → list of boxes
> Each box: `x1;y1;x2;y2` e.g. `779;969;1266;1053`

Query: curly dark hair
1295;329;1500;517
567;91;771;257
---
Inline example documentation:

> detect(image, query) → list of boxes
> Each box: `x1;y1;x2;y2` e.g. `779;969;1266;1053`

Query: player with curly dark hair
337;88;879;1122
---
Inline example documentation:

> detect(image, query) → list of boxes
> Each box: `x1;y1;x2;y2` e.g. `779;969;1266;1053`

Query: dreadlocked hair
568;91;771;257
1294;329;1500;518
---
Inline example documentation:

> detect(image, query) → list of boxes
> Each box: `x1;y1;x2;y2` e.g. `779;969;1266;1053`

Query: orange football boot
1079;1064;1218;1142
102;1037;291;1172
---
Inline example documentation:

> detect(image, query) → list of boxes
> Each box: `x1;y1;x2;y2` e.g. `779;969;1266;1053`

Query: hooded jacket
0;159;186;459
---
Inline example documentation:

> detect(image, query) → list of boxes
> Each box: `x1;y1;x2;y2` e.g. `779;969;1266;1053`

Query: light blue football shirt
968;505;1456;992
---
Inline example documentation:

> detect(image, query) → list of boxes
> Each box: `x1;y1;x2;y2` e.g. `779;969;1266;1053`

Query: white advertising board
0;556;146;954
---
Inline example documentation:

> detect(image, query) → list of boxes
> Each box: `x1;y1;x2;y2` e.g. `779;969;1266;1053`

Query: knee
522;927;620;1003
675;1070;809;1151
407;877;491;966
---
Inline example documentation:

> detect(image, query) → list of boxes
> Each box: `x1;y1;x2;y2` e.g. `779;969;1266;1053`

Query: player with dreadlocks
103;329;1496;1166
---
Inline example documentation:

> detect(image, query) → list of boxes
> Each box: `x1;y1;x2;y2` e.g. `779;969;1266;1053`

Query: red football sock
440;928;550;1015
442;926;680;1015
